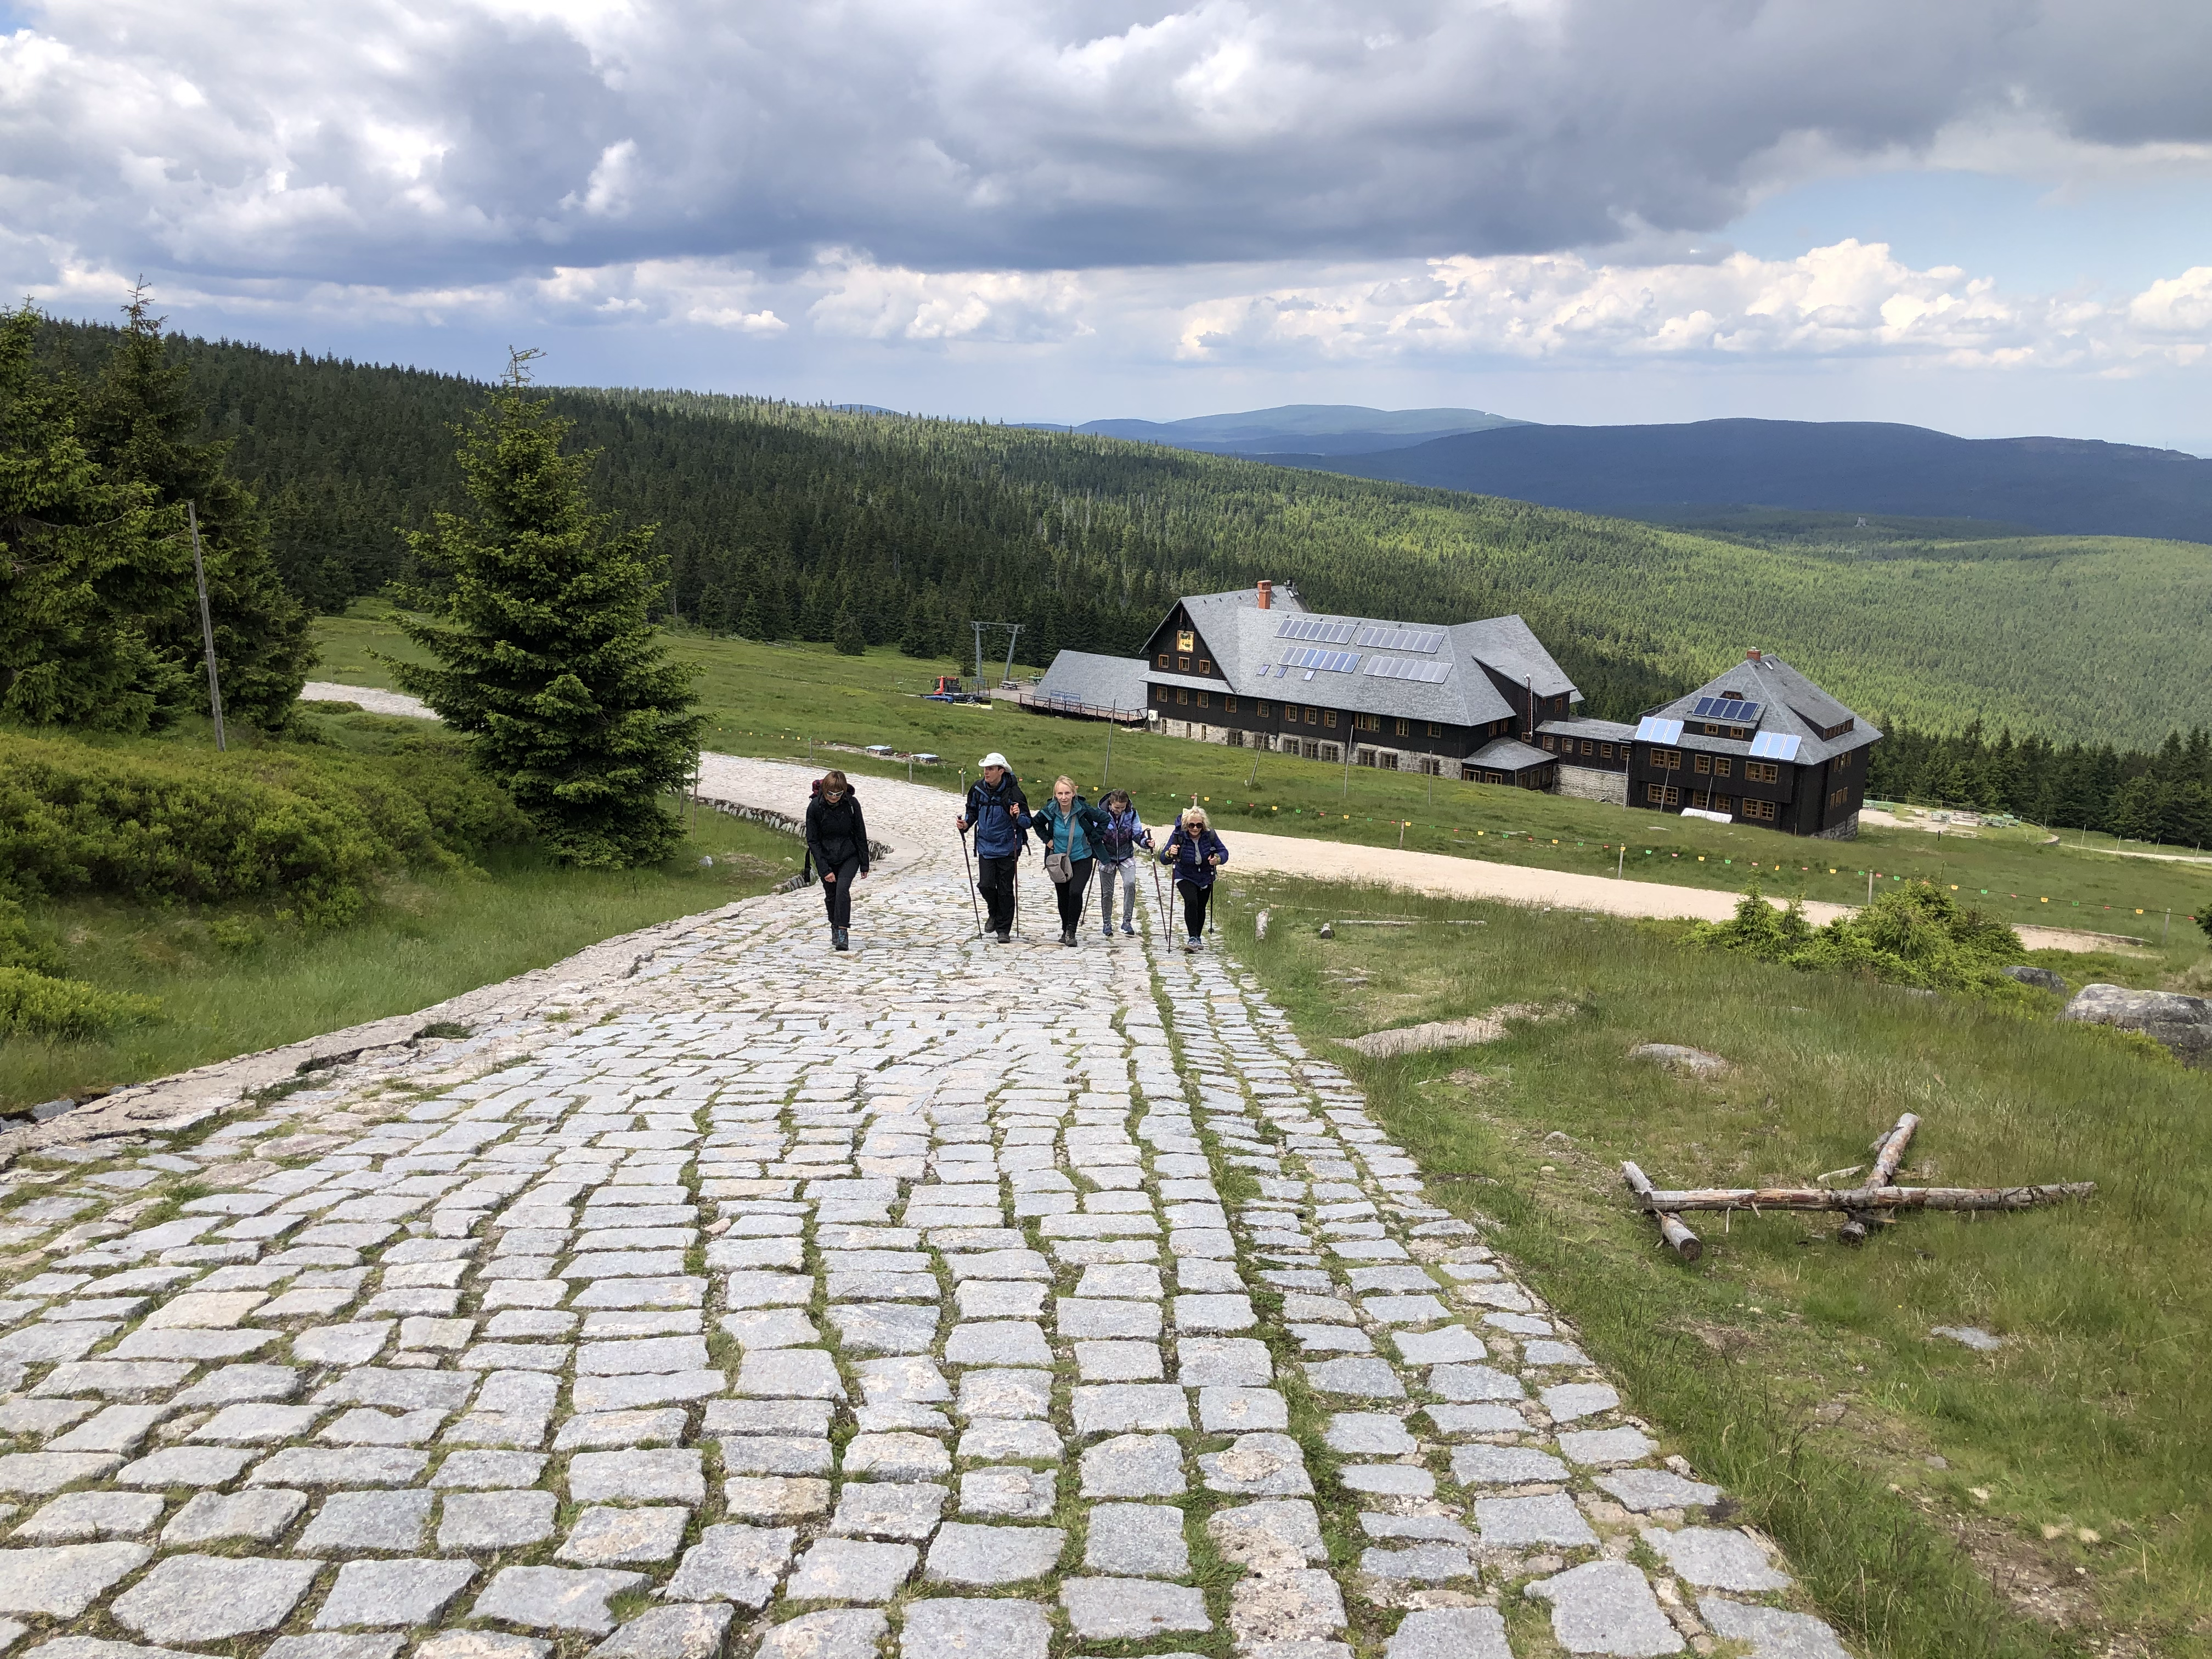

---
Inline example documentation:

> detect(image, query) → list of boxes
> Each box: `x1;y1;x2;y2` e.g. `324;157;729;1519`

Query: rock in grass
1629;1043;1733;1077
2002;964;2068;995
2059;984;2211;1066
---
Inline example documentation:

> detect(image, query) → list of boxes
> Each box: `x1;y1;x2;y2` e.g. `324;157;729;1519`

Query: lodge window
1355;713;1380;732
1196;691;1209;708
1580;740;1594;755
1836;748;1854;769
1541;736;1555;750
1177;656;1190;672
1156;653;1169;668
1830;787;1851;809
1714;757;1732;778
1256;701;1270;716
1599;742;1613;759
1395;718;1410;737
1323;711;1338;729
1427;723;1442;737
1176;689;1188;705
1224;697;1237;713
1694;754;1711;775
1654;749;1681;770
1155;687;1167;704
1197;659;1211;674
1177;630;1195;651
1304;707;1318;725
1742;799;1777;822
1646;783;1680;806
1712;795;1735;814
1745;761;1779;783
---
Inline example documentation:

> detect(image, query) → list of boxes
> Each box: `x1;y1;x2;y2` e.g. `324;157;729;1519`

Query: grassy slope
1217;874;2212;1659
1;708;804;1113
317;608;2212;953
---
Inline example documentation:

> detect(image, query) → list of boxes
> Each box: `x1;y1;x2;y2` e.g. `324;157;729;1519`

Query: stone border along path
0;759;1852;1659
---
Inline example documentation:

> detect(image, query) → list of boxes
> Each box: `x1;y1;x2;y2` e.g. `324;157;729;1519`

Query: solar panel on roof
1691;696;1762;723
1277;616;1359;645
1635;716;1685;743
1352;625;1444;653
1748;732;1802;761
1365;657;1452;685
1280;647;1359;673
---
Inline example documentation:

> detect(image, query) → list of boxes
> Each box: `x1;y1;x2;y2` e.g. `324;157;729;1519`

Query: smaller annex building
1534;650;1880;839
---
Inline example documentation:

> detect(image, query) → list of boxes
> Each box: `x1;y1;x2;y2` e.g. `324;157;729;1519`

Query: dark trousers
1179;879;1212;938
820;857;860;928
1052;857;1094;933
977;854;1019;934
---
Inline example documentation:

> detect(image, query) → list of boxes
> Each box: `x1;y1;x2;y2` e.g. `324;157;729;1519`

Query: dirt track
1221;828;2133;955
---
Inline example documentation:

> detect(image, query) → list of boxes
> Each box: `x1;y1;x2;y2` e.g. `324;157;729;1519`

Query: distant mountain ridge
1270;417;2212;544
1024;403;1524;456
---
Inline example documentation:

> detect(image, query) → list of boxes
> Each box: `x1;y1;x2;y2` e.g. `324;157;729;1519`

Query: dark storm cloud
2;0;2206;287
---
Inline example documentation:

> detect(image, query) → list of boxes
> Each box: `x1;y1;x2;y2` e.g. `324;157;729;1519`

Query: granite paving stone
313;1558;477;1627
110;1554;324;1643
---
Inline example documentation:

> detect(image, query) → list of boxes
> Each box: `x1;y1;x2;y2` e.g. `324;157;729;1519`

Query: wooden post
187;501;225;752
1622;1161;1702;1261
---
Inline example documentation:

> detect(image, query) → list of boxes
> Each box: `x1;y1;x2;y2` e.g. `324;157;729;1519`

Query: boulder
2003;965;2069;995
2059;984;2212;1067
1628;1043;1732;1077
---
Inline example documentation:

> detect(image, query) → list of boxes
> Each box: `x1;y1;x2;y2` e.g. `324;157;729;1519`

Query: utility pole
1102;716;1114;790
1341;735;1354;800
970;620;1023;690
187;502;225;752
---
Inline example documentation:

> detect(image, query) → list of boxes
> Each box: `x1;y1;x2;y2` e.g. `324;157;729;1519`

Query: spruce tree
833;611;867;657
82;290;315;731
0;304;185;731
392;352;703;868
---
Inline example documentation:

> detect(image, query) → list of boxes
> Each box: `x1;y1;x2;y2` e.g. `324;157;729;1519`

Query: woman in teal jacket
1031;774;1111;947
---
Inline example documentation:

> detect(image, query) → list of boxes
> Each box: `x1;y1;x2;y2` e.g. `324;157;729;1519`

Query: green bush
0;897;63;978
0;731;531;924
0;966;160;1041
1685;880;2033;999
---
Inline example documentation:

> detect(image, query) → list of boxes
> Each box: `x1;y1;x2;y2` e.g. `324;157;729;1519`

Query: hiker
1094;788;1153;939
1158;805;1228;951
1031;775;1111;947
804;769;870;952
956;752;1030;943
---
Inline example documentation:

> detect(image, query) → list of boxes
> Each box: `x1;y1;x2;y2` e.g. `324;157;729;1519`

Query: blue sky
5;1;2208;452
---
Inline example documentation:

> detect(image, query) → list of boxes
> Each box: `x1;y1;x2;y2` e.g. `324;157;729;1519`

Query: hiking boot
1060;929;1076;947
994;929;1012;944
1102;924;1114;939
1121;922;1136;935
832;928;848;952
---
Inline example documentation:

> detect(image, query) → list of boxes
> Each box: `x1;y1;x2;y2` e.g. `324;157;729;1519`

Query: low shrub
0;731;531;924
0;966;160;1041
1685;880;2034;1000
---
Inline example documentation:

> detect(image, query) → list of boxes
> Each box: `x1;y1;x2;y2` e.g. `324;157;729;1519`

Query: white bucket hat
980;752;1010;769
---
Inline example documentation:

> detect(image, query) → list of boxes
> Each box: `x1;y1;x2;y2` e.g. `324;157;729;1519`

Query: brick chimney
1746;647;1762;662
1256;580;1272;610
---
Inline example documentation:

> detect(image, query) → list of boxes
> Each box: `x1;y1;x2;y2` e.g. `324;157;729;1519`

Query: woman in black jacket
804;771;870;951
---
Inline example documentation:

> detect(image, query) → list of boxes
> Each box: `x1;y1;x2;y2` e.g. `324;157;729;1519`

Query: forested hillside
31;319;2212;750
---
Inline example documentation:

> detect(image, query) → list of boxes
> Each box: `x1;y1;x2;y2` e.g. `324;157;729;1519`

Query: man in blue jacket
956;752;1030;943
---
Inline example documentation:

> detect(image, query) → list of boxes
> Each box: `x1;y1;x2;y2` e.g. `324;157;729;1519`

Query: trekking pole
958;827;983;937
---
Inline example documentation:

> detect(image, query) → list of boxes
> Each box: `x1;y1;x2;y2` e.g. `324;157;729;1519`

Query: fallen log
1621;1160;1702;1261
1634;1182;2095;1215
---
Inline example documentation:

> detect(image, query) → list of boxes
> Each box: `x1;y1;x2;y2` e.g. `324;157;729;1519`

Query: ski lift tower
972;621;1024;689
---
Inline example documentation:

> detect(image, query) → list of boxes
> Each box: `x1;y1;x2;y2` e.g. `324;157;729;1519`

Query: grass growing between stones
1213;873;2212;1659
1;804;802;1115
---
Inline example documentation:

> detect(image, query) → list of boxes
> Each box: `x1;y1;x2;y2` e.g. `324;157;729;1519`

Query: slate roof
1539;716;1639;744
1034;650;1149;713
1467;736;1557;774
1165;588;1582;730
1641;654;1881;766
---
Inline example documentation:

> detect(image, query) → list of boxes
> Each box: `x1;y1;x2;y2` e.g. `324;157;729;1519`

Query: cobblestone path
0;763;1850;1659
